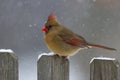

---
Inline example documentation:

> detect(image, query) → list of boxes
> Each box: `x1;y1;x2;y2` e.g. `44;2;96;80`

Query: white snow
93;0;96;2
29;24;33;27
82;24;85;27
0;49;14;53
90;57;116;63
33;24;37;26
38;52;54;59
76;0;83;3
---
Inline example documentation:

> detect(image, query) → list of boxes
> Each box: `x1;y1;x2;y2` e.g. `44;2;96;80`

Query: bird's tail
87;43;116;51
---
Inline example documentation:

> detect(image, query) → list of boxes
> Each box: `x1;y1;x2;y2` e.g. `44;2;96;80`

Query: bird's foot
61;56;68;64
53;55;68;63
53;54;60;58
61;56;68;61
53;54;60;60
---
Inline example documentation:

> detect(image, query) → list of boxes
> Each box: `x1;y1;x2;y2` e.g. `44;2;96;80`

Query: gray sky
0;0;120;80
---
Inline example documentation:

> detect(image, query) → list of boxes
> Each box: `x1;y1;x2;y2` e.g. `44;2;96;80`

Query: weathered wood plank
37;55;69;80
0;50;18;80
90;57;119;80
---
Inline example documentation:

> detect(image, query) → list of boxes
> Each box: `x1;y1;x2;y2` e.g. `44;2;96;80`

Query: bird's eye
49;25;52;28
47;25;52;30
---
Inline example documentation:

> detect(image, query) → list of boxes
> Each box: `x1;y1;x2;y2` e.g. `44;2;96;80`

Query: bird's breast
45;33;81;56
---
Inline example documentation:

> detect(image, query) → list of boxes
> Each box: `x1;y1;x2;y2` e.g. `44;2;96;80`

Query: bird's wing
58;27;88;47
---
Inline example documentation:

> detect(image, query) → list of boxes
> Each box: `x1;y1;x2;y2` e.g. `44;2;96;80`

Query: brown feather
58;27;87;46
88;43;117;51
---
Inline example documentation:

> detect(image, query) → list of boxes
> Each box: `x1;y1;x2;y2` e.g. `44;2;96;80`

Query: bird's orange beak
41;26;47;32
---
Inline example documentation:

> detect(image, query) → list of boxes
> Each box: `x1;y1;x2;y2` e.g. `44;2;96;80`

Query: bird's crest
48;12;57;21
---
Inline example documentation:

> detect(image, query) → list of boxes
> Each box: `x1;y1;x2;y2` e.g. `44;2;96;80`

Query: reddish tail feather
88;43;116;51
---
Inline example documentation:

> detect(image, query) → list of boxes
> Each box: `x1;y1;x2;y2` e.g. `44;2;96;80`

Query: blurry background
0;0;120;80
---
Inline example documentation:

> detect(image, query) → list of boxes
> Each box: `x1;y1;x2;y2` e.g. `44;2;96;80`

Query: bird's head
41;12;60;34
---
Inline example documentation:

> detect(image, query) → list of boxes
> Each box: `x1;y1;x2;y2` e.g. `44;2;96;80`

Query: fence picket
90;57;119;80
0;51;18;80
37;55;69;80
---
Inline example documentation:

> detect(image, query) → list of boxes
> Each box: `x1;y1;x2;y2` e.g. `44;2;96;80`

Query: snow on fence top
38;52;54;59
90;57;116;63
0;49;14;53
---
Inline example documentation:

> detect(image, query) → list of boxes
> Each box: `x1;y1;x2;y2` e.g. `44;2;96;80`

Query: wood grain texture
90;57;119;80
37;55;69;80
0;52;18;80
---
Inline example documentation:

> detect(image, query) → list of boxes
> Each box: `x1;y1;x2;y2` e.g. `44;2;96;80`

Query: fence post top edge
38;52;54;59
0;49;14;53
90;57;116;64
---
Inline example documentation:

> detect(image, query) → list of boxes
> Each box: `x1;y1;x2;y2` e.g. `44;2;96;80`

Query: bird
41;12;116;57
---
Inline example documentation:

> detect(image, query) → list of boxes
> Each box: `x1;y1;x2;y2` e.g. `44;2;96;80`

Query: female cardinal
41;13;116;57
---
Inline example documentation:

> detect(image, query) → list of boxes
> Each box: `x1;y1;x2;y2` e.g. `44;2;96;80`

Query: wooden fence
0;51;119;80
0;51;18;80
